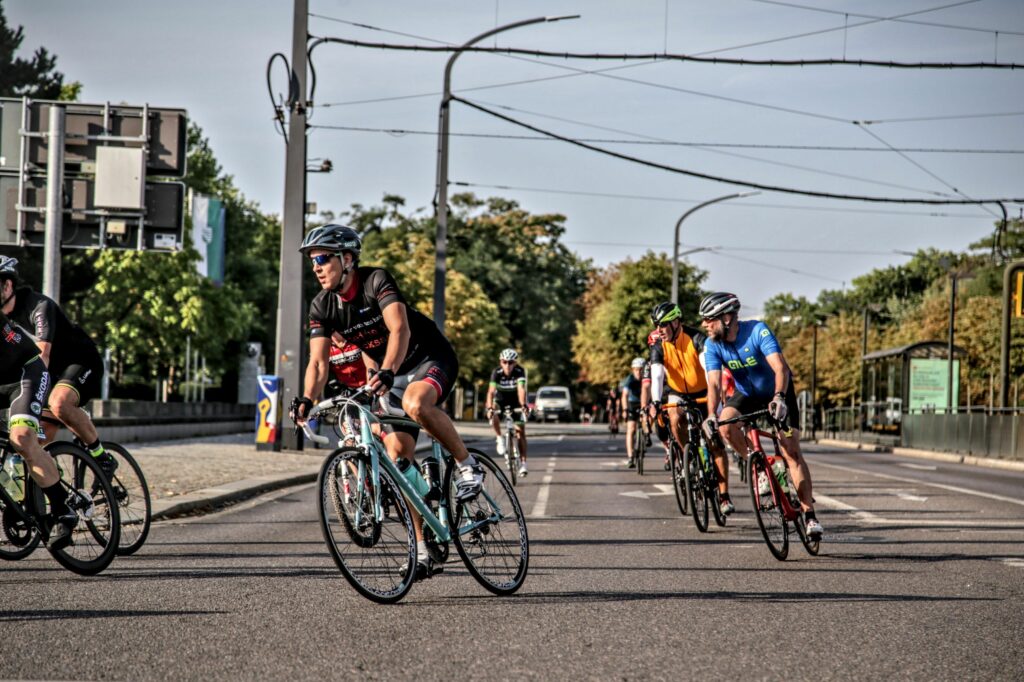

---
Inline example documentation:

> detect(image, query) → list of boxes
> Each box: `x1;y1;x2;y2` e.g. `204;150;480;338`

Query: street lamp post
433;14;579;332
672;191;759;305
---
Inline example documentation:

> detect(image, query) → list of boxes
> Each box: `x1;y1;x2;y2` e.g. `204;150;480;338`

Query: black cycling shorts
402;344;459;406
50;344;104;407
625;403;642;422
723;382;800;429
0;357;50;431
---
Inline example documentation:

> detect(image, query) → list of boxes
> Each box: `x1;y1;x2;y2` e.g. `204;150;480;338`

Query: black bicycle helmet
650;301;682;326
298;224;362;258
0;256;18;285
698;292;741;319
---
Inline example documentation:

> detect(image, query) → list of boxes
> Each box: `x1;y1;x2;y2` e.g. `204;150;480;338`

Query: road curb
151;437;480;521
817;438;1024;472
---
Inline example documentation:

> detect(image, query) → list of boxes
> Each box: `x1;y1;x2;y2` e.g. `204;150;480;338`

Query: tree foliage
0;2;65;99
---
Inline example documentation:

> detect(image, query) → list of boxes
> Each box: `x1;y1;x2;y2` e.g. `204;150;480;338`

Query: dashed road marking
900;463;938;471
530;456;556;518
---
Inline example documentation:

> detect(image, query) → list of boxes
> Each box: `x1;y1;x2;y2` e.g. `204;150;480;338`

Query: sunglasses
309;253;339;266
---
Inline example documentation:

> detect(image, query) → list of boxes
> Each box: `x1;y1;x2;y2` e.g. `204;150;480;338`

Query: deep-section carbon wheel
446;448;528;595
670;442;687;517
103;442;152;556
318;447;415;603
747;453;789;561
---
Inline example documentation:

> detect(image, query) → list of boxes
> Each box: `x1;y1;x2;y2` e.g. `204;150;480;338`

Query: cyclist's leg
400;355;469;464
515;417;527;462
47;356;104;448
700;402;729;496
718;391;755;456
489;407;502;438
665;396;688;448
775;386;814;511
382;428;424;541
624;417;635;459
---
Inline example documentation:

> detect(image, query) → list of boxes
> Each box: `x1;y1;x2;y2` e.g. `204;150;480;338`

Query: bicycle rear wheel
635;427;645;476
446;449;529;595
318;447;415;604
747;452;788;561
0;493;42;560
103;442;152;556
670;442;687;516
683;444;709;532
47;442;121;575
708;461;727;528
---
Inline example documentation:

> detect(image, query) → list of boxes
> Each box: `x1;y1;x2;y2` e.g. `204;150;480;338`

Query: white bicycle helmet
499;348;518;362
631;357;645;369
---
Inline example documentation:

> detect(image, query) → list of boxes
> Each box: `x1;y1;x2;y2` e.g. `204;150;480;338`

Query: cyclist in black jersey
0;307;78;549
485;348;529;477
620;358;645;467
290;224;484;580
0;257;117;480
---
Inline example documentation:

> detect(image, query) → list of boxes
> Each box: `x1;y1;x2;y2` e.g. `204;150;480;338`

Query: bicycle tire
683;444;709;533
707;456;727;528
635;427;645;476
0;496;42;560
446;448;529;596
102;442;152;556
506;431;517;486
318;447;416;604
747;452;789;561
47;442;121;575
668;442;686;516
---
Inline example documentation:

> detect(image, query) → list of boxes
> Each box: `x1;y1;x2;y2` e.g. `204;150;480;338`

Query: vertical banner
256;374;281;450
191;193;226;284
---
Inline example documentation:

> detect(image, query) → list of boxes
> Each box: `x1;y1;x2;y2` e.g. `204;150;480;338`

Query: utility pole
274;0;309;450
43;104;65;303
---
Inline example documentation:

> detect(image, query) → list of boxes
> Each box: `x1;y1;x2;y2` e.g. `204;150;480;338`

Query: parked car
534;386;572;423
526;392;537;420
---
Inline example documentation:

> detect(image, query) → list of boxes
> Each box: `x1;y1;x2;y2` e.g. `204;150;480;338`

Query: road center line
813;493;1024;527
812;460;1024;507
530;455;556;518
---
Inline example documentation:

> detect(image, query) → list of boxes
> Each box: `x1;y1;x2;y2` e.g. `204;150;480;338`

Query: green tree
0;2;66;98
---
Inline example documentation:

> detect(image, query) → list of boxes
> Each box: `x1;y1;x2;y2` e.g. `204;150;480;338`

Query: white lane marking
607;446;618;452
621;490;650;499
619;484;675;500
995;557;1024;568
555;435;565;442
530;455;556;518
896;492;929;502
900;463;938;471
812;460;1024;508
600;462;620;467
652;484;675;495
814;493;1024;527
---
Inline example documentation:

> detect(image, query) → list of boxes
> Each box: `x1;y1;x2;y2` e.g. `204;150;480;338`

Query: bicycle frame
742;422;801;523
305;394;508;545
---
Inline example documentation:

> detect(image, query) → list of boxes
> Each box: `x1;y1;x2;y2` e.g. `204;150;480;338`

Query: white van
534;386;572;423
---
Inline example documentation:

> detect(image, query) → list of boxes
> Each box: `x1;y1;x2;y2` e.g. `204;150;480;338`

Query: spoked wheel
707;458;727;528
445;448;528;595
635;428;645;476
0;499;42;560
790;489;820;556
318;447;415;604
505;432;517;486
683;444;709;532
50;442;121;575
747;452;789;561
102;442;152;556
670;442;687;517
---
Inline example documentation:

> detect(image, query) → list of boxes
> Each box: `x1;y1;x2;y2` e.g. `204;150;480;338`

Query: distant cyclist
620;357;645;467
485;348;529;478
647;301;734;517
0;309;77;549
324;331;367;397
291;224;484;580
0;257;117;479
700;292;823;538
640;328;672;470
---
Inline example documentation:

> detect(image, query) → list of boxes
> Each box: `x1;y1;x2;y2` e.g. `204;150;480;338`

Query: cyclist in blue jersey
620;358;645;467
699;292;823;538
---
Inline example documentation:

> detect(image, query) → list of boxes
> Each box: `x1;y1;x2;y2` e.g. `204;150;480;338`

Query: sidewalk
817;437;1024;473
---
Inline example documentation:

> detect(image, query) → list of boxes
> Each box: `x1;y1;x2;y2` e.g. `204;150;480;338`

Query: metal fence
902;410;1024;461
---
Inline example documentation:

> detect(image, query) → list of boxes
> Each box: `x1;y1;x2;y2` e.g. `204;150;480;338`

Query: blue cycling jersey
704;320;782;399
620;373;642;404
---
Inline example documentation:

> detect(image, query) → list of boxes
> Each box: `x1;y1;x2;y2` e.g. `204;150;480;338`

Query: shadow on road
0;608;226;622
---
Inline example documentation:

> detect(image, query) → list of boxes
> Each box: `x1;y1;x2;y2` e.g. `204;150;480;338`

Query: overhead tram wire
564;241;904;256
309;124;1024;154
743;0;1024;37
859;111;1024;125
450;181;991;218
450;96;1024;207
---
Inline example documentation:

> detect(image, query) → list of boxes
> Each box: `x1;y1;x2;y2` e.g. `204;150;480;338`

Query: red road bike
719;409;820;561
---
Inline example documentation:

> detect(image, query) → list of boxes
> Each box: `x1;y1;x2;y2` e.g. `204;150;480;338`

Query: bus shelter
861;341;966;432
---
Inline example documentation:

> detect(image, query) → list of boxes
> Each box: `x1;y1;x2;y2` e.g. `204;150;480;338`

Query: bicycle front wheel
446;449;529;596
683;445;709;533
670;442;687;516
0;492;42;560
103;442;152;556
46;442;121;575
505;431;517;486
635;427;645;476
318;447;416;604
747;452;789;561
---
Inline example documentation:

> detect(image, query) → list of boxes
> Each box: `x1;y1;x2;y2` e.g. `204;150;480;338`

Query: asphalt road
3;435;1023;680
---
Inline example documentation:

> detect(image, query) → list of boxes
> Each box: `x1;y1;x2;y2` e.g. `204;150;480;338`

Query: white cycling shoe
518;462;528;478
495;437;506;457
455;457;485;502
805;518;824;538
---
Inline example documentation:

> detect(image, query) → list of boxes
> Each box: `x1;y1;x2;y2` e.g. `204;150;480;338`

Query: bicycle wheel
46;442;121;575
708;459;727;528
318;447;416;604
0;493;42;560
635;428;645;476
670;442;687;516
102;442;152;556
446;448;529;595
683;444;709;533
505;431;517;486
747;452;788;561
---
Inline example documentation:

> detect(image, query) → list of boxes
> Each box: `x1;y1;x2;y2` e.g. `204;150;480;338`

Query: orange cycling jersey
649;324;708;398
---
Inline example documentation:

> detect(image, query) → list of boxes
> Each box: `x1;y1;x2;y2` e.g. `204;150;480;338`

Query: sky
7;0;1024;316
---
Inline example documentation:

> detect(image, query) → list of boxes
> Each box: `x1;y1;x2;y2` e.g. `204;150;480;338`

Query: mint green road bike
303;388;529;604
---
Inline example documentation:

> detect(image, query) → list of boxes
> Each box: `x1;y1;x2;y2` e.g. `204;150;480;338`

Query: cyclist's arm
486;383;496;410
650;364;665;402
517;369;527;408
378;301;410;373
706;368;722;416
765;352;791;395
303;336;332;404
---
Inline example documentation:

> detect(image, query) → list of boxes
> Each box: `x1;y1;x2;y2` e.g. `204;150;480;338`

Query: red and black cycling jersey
308;266;450;374
0;310;41;380
329;340;367;389
490;364;526;407
7;287;98;373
